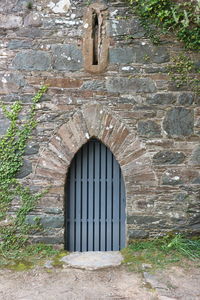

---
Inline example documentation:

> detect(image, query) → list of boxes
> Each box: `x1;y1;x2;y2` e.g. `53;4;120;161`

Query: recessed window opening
83;3;109;73
92;12;99;65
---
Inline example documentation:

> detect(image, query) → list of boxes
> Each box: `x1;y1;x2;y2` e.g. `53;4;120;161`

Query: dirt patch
151;262;200;300
0;266;156;300
0;262;199;300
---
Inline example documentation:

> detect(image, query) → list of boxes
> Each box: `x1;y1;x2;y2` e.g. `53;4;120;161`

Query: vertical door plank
100;143;106;251
113;160;120;250
66;176;70;251
94;141;100;251
69;159;75;251
82;143;88;251
88;141;94;251
75;150;81;251
106;150;112;251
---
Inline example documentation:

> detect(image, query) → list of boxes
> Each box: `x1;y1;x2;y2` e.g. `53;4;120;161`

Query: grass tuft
27;2;33;9
0;243;60;269
121;234;200;271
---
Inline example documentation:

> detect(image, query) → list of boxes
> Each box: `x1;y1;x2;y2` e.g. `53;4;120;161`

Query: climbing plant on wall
168;53;200;95
128;0;200;50
0;86;48;255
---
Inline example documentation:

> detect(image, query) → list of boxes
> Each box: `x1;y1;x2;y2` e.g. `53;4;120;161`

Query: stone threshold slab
60;251;123;270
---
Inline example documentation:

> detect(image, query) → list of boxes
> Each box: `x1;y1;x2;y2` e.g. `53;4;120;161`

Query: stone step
60;251;123;270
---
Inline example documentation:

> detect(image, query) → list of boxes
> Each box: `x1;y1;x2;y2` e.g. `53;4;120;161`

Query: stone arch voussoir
34;103;157;187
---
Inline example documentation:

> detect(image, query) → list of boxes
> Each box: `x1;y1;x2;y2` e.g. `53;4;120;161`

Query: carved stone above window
83;3;109;74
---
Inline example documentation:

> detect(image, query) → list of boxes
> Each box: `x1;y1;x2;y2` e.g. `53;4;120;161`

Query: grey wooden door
65;139;126;252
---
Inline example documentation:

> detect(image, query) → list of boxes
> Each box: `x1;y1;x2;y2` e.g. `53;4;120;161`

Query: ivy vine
0;86;48;256
168;54;200;95
128;0;200;50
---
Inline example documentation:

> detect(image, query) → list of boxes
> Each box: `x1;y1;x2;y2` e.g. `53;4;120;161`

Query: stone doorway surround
33;103;157;244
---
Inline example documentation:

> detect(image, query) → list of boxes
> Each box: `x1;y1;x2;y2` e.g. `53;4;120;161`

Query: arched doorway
65;138;126;252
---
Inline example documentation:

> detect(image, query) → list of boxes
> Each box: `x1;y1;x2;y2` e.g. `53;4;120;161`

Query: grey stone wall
0;0;200;245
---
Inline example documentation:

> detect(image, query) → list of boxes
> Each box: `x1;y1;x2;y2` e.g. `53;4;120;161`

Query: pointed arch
33;103;157;205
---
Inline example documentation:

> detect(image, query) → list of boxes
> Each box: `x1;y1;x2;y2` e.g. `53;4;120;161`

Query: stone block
173;193;188;202
40;150;67;173
190;145;200;165
144;66;167;74
68;112;88;147
163;107;194;137
24;12;43;27
146;93;176;105
162;170;183;185
1;0;33;13
31;235;64;244
0;72;26;93
0;94;33;103
125;166;156;186
81;80;106;91
108;124;130;156
52;44;83;71
35;167;64;181
108;18;145;38
44;208;63;214
48;0;71;14
120;147;145;167
0;14;22;29
120;66;139;73
134;45;170;64
99;113;114;141
0;0;17;12
138;120;161;137
12;50;51;71
153;151;186;165
24;143;39;155
128;229;149;239
101;115;119;144
106;77;156;93
57;124;78;156
82;104;104;138
178;93;195;106
109;47;136;64
127;215;161;225
8;40;32;50
112;126;132;155
143;272;168;290
45;77;83;88
188;215;200;230
26;215;64;228
18;28;42;38
16;159;32;178
181;168;200;184
48;136;71;164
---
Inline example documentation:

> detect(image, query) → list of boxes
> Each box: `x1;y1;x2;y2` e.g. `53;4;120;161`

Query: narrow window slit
92;12;99;65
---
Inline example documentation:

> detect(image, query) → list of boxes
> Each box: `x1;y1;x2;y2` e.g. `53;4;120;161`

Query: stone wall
0;0;200;245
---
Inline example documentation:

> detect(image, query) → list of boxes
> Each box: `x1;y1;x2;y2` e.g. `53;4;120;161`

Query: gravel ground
0;261;200;300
